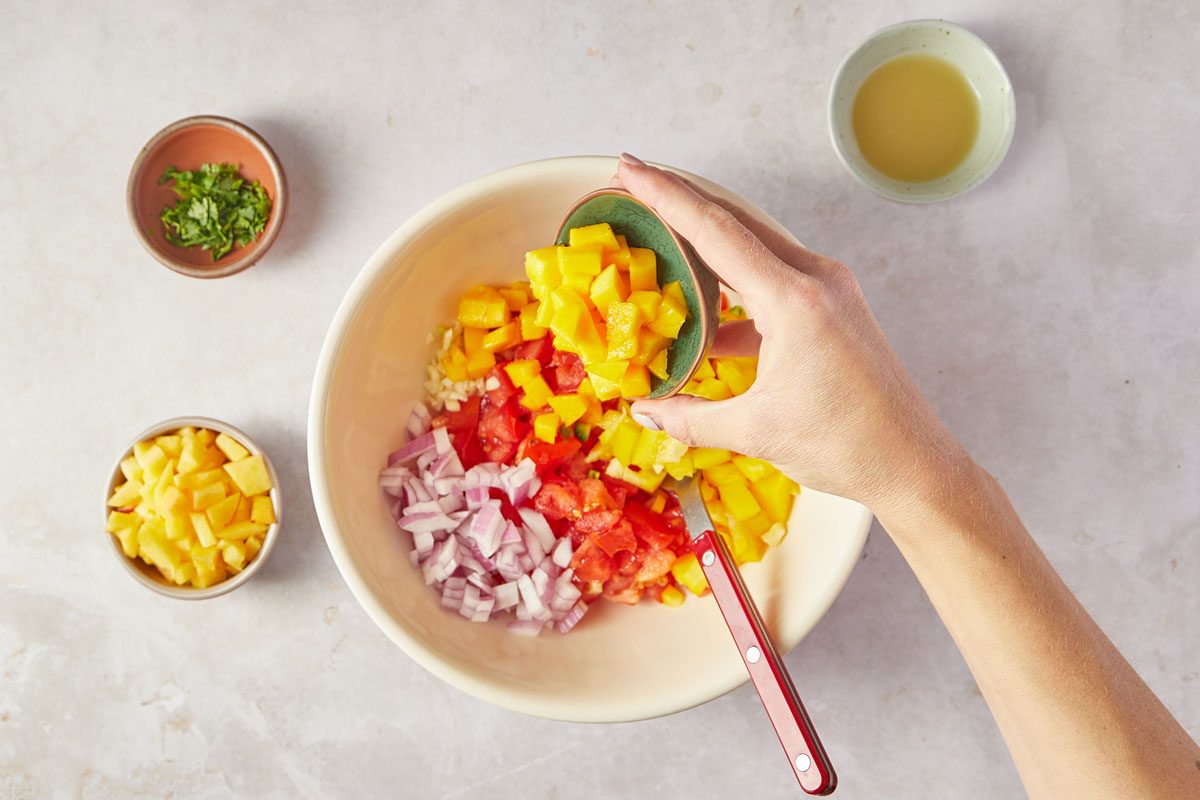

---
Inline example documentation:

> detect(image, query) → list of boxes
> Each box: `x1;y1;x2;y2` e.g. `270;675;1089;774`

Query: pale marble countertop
2;2;1197;798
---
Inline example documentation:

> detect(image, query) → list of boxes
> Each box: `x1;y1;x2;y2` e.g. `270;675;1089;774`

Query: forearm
875;456;1200;799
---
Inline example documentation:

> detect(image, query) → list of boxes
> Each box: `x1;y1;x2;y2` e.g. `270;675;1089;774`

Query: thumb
630;394;754;451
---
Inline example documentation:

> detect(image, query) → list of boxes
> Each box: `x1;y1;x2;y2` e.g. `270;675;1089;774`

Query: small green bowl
556;188;720;398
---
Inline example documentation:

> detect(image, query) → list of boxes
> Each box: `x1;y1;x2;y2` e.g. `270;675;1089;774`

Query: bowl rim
126;114;288;279
827;18;1017;204
555;186;717;399
104;415;283;600
307;155;874;721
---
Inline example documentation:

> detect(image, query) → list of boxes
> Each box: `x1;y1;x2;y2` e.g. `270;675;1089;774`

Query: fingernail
619;152;646;167
632;412;660;431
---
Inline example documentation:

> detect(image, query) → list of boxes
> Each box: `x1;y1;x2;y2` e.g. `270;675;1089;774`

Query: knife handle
692;530;837;795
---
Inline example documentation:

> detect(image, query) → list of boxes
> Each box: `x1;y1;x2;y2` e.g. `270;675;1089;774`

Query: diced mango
191;512;217;548
671;552;709;596
692;448;732;469
191;481;225;511
233;494;253;524
176;436;206;474
498;286;529;311
464;347;496;379
603;247;632;270
154;435;182;458
693;378;733;401
619;364;651;398
504;359;541;387
627;290;662;323
604;301;641;361
547;393;588;426
702;462;744;486
649;286;687;338
133;441;167;476
164;512;191;540
519;375;553;411
482;321;521;352
693;358;716;381
158;486;188;516
106;510;140;532
750;471;798;523
658;585;685;607
717;479;763;522
533;412;559;443
519;303;547;340
568;222;620;251
524;247;561;298
176;468;224;491
648;348;670;380
457;286;509;328
443;345;469;382
558;243;603;278
663;453;696;480
632;330;670;367
250;496;276;526
628;247;658;291
732;455;773;483
762;522;788;547
222;541;247;571
589;264;629;316
716;358;756;396
215;432;250;462
115;527;140;558
217;522;267;542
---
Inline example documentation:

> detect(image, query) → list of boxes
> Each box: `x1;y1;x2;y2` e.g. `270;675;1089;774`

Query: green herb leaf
158;163;272;262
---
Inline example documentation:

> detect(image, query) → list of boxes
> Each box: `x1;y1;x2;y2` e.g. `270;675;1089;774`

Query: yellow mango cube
106;510;140;533
442;345;469;382
630;427;664;469
222;541;247;571
558;243;603;277
158;485;189;516
692;448;732;469
619;364;651;398
457;286;509;329
632;330;670;366
519;374;554;411
568;223;620;251
702;462;744;486
627;290;662;322
605;301;642;361
498;286;529;311
233;494;253;524
115;526;140;558
693;378;733;401
215;432;250;462
164;511;191;540
504;359;541;387
589;264;629;316
482;321;521;352
133;441;167;476
648;348;670;380
244;535;264;561
191;481;225;511
733;455;773;483
533;412;560;443
519;303;547;340
217;521;267;542
693;358;716;381
251;496;276;526
154;435;182;458
750;471;798;523
716;358;756;396
649;292;687;338
547;393;588;426
464;347;496;379
718;479;763;522
191;546;226;588
524;247;561;298
628;247;658;291
658;585;686;607
663;452;696;480
671;552;709;596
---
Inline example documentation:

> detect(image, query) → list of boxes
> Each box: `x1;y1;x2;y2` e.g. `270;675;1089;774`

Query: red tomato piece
624;500;678;548
634;546;675;583
514;336;554;366
575;508;622;535
600;475;632;508
521;437;582;475
550;350;586;392
485;366;518;407
601;574;642;605
533;480;582;521
592;518;636;557
579;477;617;511
571;538;614;583
560;451;590;482
477;398;523;463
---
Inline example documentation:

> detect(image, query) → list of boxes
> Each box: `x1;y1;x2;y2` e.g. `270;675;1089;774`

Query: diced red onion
466;571;494;591
406;402;432;439
398;510;459;533
507;619;544;637
389;431;437;466
554;601;588;634
432;426;452;455
412;530;434;559
538;555;561;581
458;584;481;619
469;502;506;557
517;574;546;619
438;494;464;515
522;525;547;564
551;537;572;569
518;508;556;553
493;581;519;610
465;486;491;510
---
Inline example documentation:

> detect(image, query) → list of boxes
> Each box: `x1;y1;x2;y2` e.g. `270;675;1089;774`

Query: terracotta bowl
555;188;721;399
104;416;283;600
127;116;287;278
308;156;874;722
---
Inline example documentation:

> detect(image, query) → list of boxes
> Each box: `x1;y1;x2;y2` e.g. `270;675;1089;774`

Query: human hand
617;154;969;512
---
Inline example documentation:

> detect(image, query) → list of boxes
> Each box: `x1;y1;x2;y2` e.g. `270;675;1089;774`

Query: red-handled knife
674;478;837;795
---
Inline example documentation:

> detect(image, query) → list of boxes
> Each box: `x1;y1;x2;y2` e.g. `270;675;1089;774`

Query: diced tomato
485;366;518;407
477;398;523;463
533;480;582;521
560;451;590;483
614;549;639;577
520;437;582;475
550;350;586;392
514;336;554;366
592;518;636;557
433;396;484;468
575;508;622;534
571;538;614;583
579;477;617;511
624;500;679;548
600;475;632;507
601;574;642;605
634;546;675;583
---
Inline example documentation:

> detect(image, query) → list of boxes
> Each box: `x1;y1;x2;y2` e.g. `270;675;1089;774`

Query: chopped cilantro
158;163;272;261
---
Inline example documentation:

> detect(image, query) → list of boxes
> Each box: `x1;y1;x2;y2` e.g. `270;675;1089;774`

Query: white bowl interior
308;156;873;721
830;20;1016;203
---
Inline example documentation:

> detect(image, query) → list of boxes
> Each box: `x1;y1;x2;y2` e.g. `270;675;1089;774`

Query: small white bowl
829;19;1016;203
104;416;282;600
